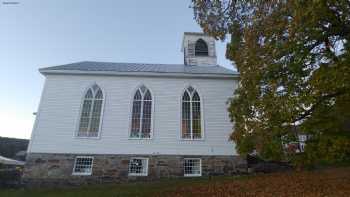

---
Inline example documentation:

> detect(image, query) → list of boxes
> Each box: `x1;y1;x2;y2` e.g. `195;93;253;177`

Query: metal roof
183;32;209;36
40;61;239;77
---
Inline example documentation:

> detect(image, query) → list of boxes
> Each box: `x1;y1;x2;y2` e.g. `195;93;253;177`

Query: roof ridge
82;60;187;67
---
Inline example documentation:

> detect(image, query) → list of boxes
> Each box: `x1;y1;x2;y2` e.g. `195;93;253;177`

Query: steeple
181;32;217;66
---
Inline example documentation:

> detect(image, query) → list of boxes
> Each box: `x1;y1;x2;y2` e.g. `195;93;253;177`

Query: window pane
89;99;103;137
182;101;191;138
78;85;104;138
74;157;93;175
192;101;201;139
131;86;152;139
128;158;148;176
192;119;202;139
141;100;152;138
184;159;201;176
129;159;142;174
78;100;92;136
144;90;152;101
182;91;190;101
192;91;200;101
95;89;103;99
134;90;142;100
131;100;141;138
85;89;93;99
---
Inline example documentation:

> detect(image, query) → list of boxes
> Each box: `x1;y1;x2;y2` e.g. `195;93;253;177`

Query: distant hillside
0;137;29;159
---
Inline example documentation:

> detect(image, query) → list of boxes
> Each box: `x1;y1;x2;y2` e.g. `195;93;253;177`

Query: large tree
192;0;350;165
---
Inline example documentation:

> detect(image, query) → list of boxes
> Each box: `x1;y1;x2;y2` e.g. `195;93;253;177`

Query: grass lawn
1;167;349;197
0;176;237;197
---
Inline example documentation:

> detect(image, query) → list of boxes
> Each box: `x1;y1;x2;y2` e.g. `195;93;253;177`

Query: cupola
181;32;217;66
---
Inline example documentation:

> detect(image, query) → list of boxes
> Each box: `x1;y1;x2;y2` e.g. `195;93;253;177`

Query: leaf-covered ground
164;167;350;197
1;167;349;197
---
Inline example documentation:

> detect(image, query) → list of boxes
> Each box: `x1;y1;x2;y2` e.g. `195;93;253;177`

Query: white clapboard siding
28;74;238;156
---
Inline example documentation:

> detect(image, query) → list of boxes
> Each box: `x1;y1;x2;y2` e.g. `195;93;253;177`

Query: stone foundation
23;153;246;187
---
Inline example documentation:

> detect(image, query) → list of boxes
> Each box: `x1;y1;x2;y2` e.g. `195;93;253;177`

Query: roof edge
183;32;209;36
39;69;239;79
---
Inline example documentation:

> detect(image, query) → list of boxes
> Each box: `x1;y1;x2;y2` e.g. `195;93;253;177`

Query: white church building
23;32;243;185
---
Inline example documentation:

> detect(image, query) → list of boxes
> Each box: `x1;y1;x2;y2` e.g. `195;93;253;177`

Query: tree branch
293;91;346;123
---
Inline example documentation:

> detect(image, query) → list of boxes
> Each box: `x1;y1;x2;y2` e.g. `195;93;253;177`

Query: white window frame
128;85;154;140
72;156;94;176
128;157;149;176
180;86;205;141
184;158;202;177
75;83;105;139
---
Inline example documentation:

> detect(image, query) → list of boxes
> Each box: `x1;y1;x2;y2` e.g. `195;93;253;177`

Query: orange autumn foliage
161;167;350;197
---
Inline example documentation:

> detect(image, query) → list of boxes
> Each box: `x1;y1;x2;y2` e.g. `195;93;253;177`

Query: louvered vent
187;41;195;57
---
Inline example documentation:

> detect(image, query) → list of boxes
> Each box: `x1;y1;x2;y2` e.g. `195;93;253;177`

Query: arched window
182;86;202;139
130;85;152;139
195;39;208;56
77;84;104;137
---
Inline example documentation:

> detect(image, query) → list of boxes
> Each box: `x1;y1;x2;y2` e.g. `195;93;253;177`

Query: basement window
184;158;201;177
72;156;94;175
128;158;149;176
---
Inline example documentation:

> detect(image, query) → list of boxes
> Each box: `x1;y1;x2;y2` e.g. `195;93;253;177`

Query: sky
0;0;234;139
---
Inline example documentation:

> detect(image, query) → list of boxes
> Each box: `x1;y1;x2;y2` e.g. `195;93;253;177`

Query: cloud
0;106;34;139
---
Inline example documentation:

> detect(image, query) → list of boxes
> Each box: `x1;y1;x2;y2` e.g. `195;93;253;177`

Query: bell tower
181;32;217;66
